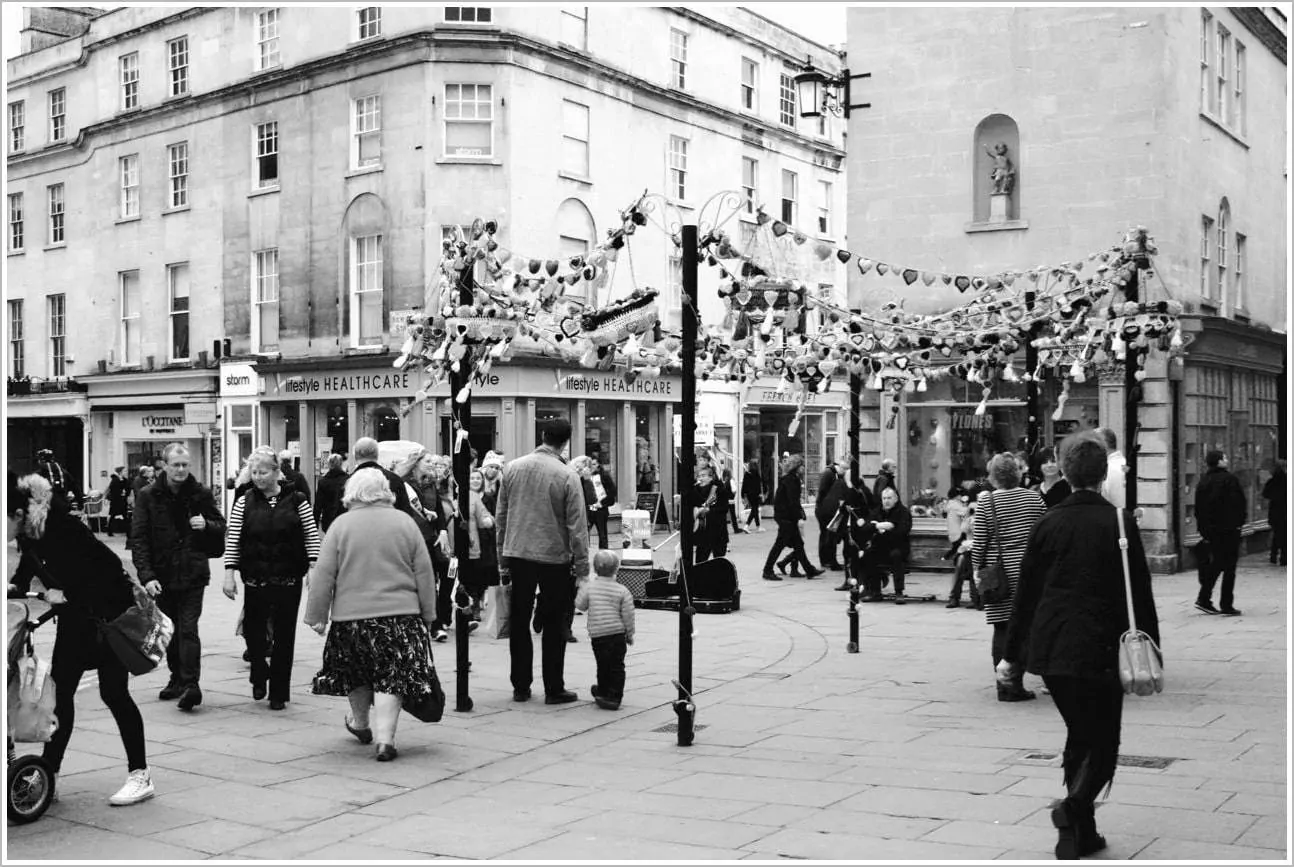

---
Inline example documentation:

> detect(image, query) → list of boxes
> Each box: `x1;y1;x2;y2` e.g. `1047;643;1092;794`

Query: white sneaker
108;769;154;806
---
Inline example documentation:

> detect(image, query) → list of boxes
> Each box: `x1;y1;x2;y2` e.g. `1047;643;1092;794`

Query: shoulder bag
1116;508;1164;696
402;632;447;723
976;493;1010;605
98;581;175;675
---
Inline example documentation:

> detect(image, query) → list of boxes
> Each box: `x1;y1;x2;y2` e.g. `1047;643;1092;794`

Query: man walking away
496;419;589;705
1194;450;1246;616
278;449;313;503
131;443;226;710
816;460;848;570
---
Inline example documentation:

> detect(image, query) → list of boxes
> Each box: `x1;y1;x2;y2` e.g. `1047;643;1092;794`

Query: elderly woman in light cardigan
305;468;437;762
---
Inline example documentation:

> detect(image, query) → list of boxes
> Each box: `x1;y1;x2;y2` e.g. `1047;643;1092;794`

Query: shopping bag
98;582;174;675
481;583;511;640
8;654;59;743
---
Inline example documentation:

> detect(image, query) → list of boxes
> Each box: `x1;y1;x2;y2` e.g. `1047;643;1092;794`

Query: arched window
341;193;388;348
556;197;597;303
1215;198;1230;305
972;115;1021;223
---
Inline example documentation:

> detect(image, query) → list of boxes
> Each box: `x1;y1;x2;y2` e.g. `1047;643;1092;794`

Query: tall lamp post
449;250;476;714
673;224;699;747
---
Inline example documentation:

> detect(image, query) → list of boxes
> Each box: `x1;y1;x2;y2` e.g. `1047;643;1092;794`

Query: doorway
440;415;497;462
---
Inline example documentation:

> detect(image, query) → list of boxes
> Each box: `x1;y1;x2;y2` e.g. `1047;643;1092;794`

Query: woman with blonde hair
972;452;1045;701
223;448;320;709
305;468;438;761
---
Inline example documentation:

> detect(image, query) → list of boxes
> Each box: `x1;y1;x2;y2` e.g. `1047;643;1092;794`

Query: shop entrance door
440;416;497;461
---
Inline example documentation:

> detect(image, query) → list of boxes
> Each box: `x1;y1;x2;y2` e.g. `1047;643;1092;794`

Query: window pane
445;121;491;154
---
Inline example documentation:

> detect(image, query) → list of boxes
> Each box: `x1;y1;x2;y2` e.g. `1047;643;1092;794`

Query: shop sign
221;364;260;397
116;412;189;437
950;411;994;431
451;367;679;401
672;415;714;448
184;403;217;425
750;387;833;405
557;372;676;398
274;371;412;399
391;308;418;338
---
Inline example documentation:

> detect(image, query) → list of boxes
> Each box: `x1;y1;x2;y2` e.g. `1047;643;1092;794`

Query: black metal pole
451;273;474;713
675;225;698;748
1125;259;1142;512
1024;288;1040;478
847;343;862;653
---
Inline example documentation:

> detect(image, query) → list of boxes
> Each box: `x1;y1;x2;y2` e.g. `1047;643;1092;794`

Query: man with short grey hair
131;443;226;711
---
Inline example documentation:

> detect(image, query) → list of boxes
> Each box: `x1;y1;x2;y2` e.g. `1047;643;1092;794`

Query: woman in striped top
972;452;1045;702
222;447;321;709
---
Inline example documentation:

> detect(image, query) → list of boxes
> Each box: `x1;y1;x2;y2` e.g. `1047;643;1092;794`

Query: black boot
1067;755;1109;856
775;555;793;576
1051;799;1081;860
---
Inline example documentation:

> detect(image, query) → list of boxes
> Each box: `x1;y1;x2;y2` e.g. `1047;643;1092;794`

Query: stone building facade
845;6;1287;570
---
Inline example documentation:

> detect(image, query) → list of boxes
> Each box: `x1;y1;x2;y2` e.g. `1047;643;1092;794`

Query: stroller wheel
8;754;55;823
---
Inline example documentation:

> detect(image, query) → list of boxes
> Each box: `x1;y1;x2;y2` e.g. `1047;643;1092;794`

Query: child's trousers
591;632;628;702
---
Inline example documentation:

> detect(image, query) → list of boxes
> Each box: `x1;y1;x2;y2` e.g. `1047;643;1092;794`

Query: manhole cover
1022;752;1059;762
1118;755;1177;770
652;723;709;733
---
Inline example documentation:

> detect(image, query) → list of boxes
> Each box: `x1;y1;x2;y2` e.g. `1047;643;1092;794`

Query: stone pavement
5;526;1288;861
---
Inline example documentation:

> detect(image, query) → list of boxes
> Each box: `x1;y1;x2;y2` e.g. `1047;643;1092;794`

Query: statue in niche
984;142;1016;196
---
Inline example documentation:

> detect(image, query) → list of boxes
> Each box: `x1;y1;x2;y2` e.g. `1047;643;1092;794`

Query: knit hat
482;451;505;469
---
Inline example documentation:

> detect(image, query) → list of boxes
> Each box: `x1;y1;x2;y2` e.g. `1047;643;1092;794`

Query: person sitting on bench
862;487;912;604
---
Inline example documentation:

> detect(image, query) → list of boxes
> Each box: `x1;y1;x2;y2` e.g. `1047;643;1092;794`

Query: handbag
7;652;59;743
401;632;447;723
98;582;175;676
1116;508;1164;696
826;505;846;535
481;583;511;640
975;493;1010;605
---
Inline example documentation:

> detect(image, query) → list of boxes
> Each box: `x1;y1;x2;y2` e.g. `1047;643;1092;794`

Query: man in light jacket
496;419;589;705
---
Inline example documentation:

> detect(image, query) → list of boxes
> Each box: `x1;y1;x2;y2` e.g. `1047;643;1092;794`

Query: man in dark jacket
1262;459;1286;567
862;487;913;603
131;443;226;711
761;454;823;580
313;453;349;533
350;437;414;514
586;457;618;550
815;460;848;570
1194;450;1247;616
107;466;131;536
277;450;312;504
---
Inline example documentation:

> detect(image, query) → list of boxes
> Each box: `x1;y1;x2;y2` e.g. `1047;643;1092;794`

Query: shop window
636;405;658;491
585;400;618;479
283;404;300;445
972;114;1020;222
373;405;400;442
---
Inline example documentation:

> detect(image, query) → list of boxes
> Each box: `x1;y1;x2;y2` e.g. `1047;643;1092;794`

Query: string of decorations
393;193;1182;434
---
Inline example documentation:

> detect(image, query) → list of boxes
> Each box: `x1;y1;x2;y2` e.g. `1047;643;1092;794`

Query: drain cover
652;723;709;733
1023;752;1059;762
1118;755;1177;770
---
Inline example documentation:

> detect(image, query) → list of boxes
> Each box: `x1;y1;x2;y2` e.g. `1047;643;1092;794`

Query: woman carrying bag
7;472;155;806
305;469;439;762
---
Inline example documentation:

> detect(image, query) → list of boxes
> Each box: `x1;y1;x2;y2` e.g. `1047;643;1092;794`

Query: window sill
435;156;502;166
7;249;25;256
117;107;141;117
42;243;66;252
964;219;1029;234
1198;298;1222;315
1232;307;1252;323
249;185;280;198
349;35;386;47
557;170;592;186
162;205;190;216
667;199;695;212
345;165;383;179
165;91;192;102
344;345;388;356
114;216;141;226
254;64;283;75
1199;111;1249;149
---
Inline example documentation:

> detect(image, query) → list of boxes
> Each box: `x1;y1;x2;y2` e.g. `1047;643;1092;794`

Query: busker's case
640;556;741;614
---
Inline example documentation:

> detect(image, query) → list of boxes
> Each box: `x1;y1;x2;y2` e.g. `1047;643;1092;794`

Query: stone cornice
1231;7;1288;65
7;26;846;176
671;6;844;67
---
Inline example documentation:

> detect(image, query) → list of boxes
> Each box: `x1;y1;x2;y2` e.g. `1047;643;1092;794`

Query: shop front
740;380;849;512
83;368;219;496
415;364;683;524
6;384;89;488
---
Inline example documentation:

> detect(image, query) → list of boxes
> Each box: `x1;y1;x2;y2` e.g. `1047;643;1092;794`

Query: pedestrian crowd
4;422;1271;860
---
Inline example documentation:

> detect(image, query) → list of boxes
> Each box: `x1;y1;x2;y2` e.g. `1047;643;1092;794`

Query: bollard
453;582;473;712
674;605;697;746
846;578;860;653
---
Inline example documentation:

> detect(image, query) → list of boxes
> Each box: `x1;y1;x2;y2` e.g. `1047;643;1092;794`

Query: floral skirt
311;614;437;699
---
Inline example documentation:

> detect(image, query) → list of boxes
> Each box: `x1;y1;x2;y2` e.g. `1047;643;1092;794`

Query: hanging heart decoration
836;249;852;264
954;276;971;292
921;272;937;287
857;258;875;275
876;263;890;276
771;221;789;237
902;269;919;286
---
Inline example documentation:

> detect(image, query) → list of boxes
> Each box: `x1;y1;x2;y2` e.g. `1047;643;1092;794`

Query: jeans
744;496;762;527
588;508;609;550
506;558;574;695
244;583;302;703
157;584;205;688
44;622;147;774
591;632;628;701
1197;531;1241;609
817;517;841;567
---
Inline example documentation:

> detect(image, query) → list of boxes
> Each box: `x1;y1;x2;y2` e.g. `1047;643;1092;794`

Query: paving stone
1131;837;1288;859
785;808;946;840
920;818;1059;852
646;772;866;808
1215;792;1288;816
562;788;758;821
502;830;750;860
227;811;395;859
53;795;208;838
300;840;444;859
150;747;320;786
11;823;208;860
562;811;776;849
1017;801;1259;847
352;814;563;858
827;764;1021;794
146;818;278;855
1231;814;1288;850
516;758;691;791
165;731;322;764
751;827;1005;860
836;787;1042;824
1000;776;1232;811
160;779;349;832
268;772;411;807
354;779;491;818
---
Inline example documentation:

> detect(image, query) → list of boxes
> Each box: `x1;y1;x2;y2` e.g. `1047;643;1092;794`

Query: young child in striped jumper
575;550;636;710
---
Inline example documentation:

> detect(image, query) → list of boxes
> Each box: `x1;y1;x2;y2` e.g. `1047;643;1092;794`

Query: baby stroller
7;593;58;824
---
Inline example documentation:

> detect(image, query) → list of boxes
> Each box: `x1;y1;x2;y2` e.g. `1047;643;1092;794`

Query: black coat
741;467;762;501
352;461;414;515
314;467;349;532
1195;467;1247;538
869;501;912;557
1263;468;1286;524
1038;478;1072;510
107;474;131;514
692;480;730;550
773;473;805;522
1004;490;1160;678
282;467;313;504
815;469;847;522
872;470;896;502
131;475;226;589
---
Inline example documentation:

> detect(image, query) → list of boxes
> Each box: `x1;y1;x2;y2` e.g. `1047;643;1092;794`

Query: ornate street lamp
793;64;872;119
